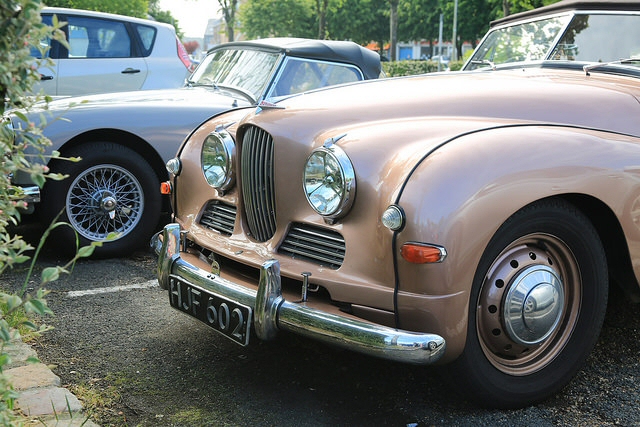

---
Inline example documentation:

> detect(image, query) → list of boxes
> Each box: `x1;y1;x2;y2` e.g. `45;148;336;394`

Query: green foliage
326;0;388;45
240;0;315;39
238;0;562;62
382;58;466;76
148;0;183;39
1;0;102;424
43;0;149;18
382;59;441;76
449;59;465;72
218;0;239;41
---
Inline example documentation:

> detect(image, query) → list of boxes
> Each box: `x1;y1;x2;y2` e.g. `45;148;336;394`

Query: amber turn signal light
400;242;447;264
160;181;172;195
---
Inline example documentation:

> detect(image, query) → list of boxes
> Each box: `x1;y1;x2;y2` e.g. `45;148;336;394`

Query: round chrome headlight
201;131;235;190
303;144;355;219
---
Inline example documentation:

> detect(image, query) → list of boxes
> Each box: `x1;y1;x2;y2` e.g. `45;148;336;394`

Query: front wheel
449;199;608;408
41;142;162;258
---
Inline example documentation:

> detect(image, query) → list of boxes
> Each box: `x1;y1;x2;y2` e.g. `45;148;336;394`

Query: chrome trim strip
152;223;446;365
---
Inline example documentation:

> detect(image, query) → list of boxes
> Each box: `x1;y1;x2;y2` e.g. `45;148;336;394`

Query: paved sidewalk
4;336;99;426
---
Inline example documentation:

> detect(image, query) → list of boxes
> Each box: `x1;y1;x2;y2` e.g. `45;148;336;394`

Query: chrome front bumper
20;185;41;204
152;223;446;365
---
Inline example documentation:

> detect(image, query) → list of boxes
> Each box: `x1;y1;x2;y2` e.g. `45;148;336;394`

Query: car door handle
40;74;54;81
121;68;141;74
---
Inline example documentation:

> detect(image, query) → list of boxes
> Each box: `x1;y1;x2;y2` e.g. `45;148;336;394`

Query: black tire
449;199;608;408
41;142;161;258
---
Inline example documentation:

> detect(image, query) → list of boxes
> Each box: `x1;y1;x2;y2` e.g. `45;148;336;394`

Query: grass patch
69;377;127;426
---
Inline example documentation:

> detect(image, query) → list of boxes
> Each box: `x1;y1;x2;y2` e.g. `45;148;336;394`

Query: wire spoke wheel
66;164;144;241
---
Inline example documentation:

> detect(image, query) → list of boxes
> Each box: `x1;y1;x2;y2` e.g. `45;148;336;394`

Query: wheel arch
53;128;171;213
445;196;610;407
561;193;640;302
55;128;169;183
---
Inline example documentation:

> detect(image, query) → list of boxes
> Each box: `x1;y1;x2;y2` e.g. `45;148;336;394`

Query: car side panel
56;57;148;95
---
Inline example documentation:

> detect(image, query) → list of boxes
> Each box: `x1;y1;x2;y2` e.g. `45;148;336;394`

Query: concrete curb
4;336;99;426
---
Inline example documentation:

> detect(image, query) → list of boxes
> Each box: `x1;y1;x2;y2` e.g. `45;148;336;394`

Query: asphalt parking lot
4;224;640;426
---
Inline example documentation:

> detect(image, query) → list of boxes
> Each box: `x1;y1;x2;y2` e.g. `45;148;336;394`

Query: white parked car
33;7;192;96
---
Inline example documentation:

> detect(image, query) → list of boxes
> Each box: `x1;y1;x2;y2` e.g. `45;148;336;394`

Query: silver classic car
153;0;640;407
9;38;381;257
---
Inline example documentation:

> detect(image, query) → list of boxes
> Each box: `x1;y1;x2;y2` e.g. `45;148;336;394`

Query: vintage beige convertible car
153;0;640;407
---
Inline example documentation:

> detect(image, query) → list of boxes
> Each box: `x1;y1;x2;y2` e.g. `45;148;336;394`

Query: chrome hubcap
503;265;564;345
476;234;580;375
99;193;117;212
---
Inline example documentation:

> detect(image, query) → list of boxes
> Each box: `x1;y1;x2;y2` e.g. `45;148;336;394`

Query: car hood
37;86;254;113
257;67;640;139
11;86;255;162
243;67;640;206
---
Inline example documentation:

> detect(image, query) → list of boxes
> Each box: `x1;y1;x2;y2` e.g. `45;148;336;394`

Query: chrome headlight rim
201;130;236;191
303;144;356;219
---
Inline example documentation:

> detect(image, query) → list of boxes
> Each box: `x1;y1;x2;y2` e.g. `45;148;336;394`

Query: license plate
168;275;252;346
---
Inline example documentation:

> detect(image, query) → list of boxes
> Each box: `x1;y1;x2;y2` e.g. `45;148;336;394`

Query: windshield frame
464;10;640;72
188;47;284;103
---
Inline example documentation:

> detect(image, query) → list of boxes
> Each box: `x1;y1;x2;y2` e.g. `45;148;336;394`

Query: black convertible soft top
492;0;640;26
209;38;382;81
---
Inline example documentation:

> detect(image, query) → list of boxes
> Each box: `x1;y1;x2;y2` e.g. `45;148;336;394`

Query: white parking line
67;280;158;298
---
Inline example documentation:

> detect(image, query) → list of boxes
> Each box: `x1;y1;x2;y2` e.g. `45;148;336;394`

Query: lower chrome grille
200;201;237;235
241;126;276;242
279;223;346;269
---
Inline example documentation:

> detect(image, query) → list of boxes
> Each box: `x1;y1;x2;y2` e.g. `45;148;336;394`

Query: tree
183;40;200;54
316;0;329;39
455;0;493;49
148;0;183;38
239;0;314;39
399;0;441;44
388;0;398;60
43;0;149;18
217;0;238;41
326;0;388;49
492;0;554;18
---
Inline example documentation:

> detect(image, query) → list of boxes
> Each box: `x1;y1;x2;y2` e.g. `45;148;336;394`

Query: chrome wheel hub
503;265;564;345
96;192;117;218
66;165;144;241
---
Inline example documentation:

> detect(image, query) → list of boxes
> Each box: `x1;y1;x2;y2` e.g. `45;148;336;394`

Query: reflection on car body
154;0;640;408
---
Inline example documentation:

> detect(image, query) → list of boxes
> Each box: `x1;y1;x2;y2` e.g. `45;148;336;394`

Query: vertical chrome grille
241;125;276;242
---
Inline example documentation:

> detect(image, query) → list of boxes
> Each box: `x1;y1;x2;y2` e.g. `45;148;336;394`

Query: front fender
395;124;640;362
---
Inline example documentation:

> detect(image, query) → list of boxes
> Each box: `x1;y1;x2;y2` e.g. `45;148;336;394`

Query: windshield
189;48;281;101
465;12;640;71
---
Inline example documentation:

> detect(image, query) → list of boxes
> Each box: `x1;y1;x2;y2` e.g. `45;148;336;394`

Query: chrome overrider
152;223;446;365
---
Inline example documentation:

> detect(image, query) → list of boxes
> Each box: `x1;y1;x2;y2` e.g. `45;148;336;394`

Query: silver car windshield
466;12;640;71
189;48;281;101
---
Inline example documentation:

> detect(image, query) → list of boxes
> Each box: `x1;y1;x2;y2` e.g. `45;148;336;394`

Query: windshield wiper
187;78;219;89
469;59;496;70
215;84;257;105
187;78;256;104
584;58;640;76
